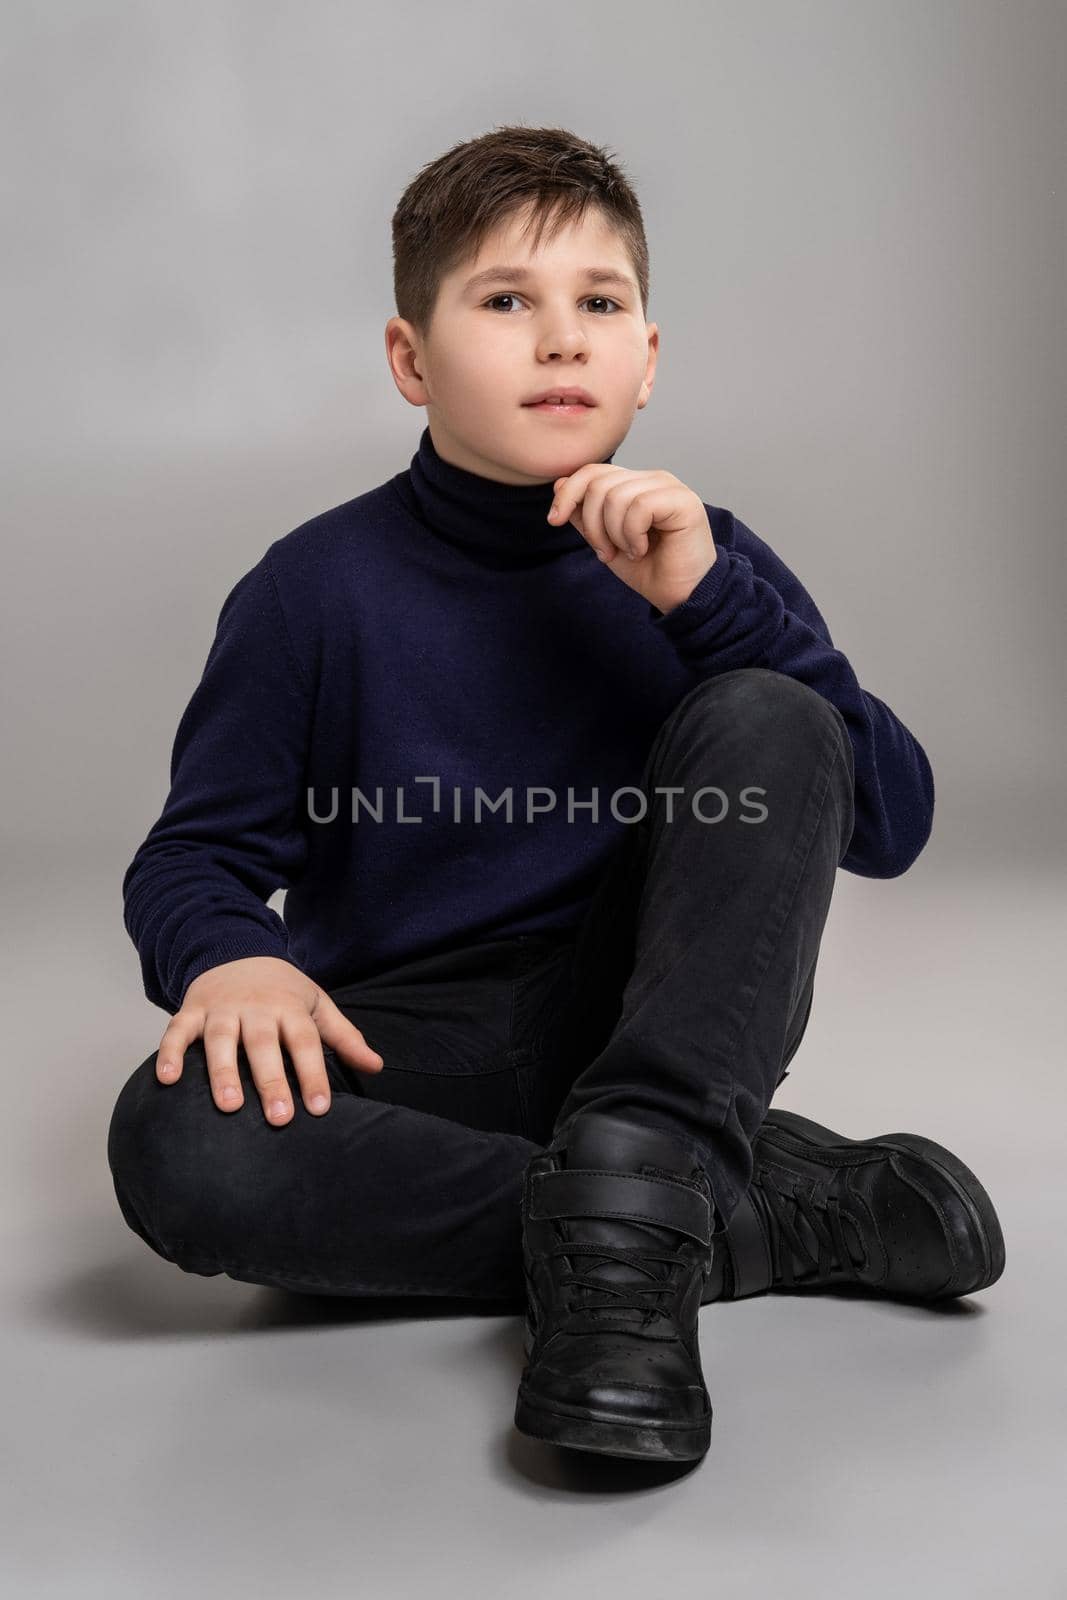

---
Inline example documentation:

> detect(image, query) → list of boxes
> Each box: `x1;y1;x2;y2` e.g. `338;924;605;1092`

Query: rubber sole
763;1109;1007;1296
514;1387;712;1462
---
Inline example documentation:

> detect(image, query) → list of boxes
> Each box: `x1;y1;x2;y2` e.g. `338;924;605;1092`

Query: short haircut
391;123;651;337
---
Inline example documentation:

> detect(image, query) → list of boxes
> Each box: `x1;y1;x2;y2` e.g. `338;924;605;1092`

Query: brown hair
391;123;651;338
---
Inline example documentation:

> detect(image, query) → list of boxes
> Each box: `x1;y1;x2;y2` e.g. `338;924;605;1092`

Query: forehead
455;205;635;286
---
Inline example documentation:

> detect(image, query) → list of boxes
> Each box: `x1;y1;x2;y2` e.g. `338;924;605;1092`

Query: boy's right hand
154;956;383;1124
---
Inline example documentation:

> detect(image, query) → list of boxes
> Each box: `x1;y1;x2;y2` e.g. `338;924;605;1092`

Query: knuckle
242;1019;279;1048
296;1034;327;1067
203;1017;236;1044
256;1071;290;1097
289;1019;323;1050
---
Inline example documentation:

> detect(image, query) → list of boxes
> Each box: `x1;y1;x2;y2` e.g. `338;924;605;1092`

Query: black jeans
107;668;855;1307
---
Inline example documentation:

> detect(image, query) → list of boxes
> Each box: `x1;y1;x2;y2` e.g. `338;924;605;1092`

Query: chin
518;433;605;472
467;420;604;484
485;442;567;485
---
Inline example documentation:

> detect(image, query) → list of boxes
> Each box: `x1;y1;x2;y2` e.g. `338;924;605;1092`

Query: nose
536;323;589;362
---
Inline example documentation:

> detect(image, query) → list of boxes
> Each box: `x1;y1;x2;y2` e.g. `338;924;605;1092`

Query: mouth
522;387;597;412
524;401;595;416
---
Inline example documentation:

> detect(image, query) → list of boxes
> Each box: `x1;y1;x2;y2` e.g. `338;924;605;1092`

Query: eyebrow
462;265;636;296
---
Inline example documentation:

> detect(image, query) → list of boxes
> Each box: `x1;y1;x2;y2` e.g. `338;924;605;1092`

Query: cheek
445;337;508;389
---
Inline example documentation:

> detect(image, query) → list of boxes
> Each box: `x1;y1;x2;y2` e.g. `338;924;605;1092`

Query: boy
108;125;1005;1465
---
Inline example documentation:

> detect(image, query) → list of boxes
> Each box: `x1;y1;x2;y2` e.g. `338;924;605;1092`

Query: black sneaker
515;1111;715;1462
702;1109;1006;1302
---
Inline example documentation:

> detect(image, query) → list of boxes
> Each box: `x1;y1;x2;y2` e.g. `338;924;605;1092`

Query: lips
525;399;596;416
522;387;596;407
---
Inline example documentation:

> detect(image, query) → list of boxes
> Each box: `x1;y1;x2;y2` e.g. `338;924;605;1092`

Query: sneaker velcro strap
528;1168;712;1248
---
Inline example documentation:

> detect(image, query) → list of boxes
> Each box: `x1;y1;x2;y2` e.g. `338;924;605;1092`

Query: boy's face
385;203;659;486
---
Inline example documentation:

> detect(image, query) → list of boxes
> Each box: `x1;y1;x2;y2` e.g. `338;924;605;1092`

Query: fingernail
309;1094;328;1113
270;1099;289;1119
159;1062;175;1079
222;1085;240;1105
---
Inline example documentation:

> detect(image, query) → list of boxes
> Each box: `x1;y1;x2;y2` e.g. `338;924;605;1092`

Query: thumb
311;990;385;1073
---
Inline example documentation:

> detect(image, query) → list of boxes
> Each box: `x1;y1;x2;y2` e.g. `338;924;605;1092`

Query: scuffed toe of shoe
530;1332;710;1427
546;1378;711;1429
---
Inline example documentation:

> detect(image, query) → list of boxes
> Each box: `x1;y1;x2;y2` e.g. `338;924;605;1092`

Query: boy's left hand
548;464;717;615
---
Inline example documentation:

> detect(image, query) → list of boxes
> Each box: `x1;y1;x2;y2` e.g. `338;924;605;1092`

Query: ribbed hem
173;932;296;1011
648;548;734;628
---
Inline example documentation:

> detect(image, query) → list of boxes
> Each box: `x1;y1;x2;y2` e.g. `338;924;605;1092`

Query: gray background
2;2;1064;1596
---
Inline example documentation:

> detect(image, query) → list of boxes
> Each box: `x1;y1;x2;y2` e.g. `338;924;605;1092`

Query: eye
483;294;623;315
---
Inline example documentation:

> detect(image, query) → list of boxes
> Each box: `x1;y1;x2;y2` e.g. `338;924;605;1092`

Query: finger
568;497;619;564
201;1011;246;1113
603;483;657;560
240;1015;294;1124
547;465;617;547
575;473;625;561
313;992;385;1076
279;1012;333;1115
561;485;617;563
547;469;594;536
156;1011;199;1084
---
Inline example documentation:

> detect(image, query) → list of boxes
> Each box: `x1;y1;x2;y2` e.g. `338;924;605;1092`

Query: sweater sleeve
647;507;935;879
122;549;313;1012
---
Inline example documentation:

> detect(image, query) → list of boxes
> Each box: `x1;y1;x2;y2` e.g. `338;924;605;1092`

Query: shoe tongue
558;1118;704;1326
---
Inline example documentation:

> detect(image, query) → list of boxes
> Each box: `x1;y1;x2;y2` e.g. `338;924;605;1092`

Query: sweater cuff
174;931;296;1011
647;546;737;632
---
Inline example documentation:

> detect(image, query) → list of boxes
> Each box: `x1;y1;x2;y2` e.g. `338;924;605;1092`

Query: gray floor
3;852;1063;1599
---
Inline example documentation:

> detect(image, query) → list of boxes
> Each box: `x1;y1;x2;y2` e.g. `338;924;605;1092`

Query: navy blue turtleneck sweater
123;425;935;1013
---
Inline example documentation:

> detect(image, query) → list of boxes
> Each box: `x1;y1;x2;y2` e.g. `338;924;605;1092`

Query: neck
390;424;617;568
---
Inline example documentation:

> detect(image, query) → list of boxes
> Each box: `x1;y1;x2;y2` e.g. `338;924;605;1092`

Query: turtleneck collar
389;424;618;568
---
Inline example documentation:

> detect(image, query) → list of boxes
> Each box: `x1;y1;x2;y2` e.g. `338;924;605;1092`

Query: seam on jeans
780;978;816;1080
704;719;845;1093
712;1084;742;1224
507;959;521;1060
513;1059;534;1141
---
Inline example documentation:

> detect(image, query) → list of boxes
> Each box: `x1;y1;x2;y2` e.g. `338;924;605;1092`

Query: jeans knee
106;1046;238;1266
107;1054;176;1259
681;666;823;718
671;669;850;759
644;671;856;838
107;1054;157;1199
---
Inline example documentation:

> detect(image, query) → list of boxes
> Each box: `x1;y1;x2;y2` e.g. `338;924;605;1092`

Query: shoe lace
546;1241;690;1319
754;1172;869;1287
